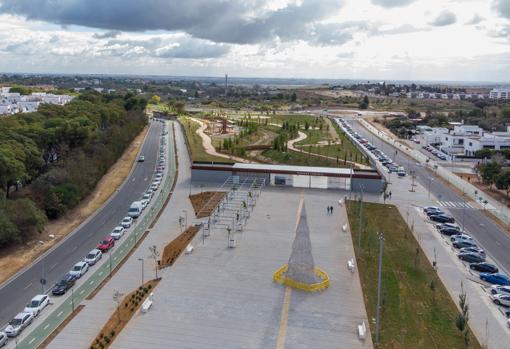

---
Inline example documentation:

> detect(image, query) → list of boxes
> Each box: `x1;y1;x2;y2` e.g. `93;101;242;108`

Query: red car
97;237;115;252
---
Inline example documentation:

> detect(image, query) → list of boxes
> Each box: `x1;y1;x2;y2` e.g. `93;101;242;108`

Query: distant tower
225;74;228;97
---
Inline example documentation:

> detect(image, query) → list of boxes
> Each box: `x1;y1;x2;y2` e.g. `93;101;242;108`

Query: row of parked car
422;145;448;161
0;124;168;345
423;206;510;327
336;118;406;177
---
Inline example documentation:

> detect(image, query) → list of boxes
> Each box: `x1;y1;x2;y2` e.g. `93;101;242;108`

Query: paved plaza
112;187;372;349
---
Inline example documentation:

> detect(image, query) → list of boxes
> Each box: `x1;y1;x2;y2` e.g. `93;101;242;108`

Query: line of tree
0;91;147;247
476;158;510;196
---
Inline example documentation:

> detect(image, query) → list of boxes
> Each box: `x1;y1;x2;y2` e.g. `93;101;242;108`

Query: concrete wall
351;177;384;193
191;169;231;183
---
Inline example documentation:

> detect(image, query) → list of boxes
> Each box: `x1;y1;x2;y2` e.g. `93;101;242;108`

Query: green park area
346;201;481;349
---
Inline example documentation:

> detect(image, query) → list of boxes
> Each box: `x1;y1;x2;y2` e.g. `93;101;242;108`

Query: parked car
97;237;115;252
459;247;485;258
453;240;477;249
451;234;473;243
138;155;145;162
490;293;510;307
439;227;461;236
24;294;50;316
424;206;442;214
128;201;143;218
4;312;34;337
458;252;484;263
430;214;455;223
480;273;510;285
69;261;89;278
141;199;149;209
84;249;102;266
436;223;460;232
121;216;133;228
150;184;158;191
490;285;510;295
0;332;7;347
110;226;125;240
469;262;497;273
142;193;152;202
52;274;76;296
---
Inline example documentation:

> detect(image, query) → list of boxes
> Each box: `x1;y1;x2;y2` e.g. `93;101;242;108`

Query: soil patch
0;126;149;285
159;226;200;269
190;191;226;218
90;279;160;349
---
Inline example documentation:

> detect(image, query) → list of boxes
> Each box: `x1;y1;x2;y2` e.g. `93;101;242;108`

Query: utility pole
225;74;228;97
375;232;385;345
358;185;364;248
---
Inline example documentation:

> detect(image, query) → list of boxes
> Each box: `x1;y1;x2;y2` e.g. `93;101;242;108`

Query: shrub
110;330;115;337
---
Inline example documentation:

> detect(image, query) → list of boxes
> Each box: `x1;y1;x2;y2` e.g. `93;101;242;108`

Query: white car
451;234;473;243
121;216;133;228
141;199;149;209
146;188;154;196
24;294;50;316
110;226;125;240
491;293;510;307
0;331;7;347
69;261;89;278
5;312;34;337
490;285;510;295
155;173;163;180
150;184;158;191
153;180;161;187
142;193;152;202
84;249;102;266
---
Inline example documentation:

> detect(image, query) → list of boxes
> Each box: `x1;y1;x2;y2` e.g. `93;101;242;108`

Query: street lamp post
375;232;385;345
138;258;144;286
182;210;188;227
428;177;434;199
358;185;364;248
109;248;113;277
71;286;75;312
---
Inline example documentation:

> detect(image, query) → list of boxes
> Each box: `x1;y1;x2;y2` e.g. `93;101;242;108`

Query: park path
190;117;251;163
287;131;371;169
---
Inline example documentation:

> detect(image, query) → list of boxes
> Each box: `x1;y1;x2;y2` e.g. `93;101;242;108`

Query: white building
418;127;449;145
489;87;510;100
0;87;75;115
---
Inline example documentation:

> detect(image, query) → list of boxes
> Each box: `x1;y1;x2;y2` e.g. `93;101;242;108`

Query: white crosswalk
436;201;475;209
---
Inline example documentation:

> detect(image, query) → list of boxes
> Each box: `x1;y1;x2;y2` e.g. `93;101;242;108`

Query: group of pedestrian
326;206;334;215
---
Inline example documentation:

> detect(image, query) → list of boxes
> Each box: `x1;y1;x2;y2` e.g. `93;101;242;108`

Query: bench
141;293;154;313
347;259;356;273
357;321;366;340
342;224;347;232
185;244;194;254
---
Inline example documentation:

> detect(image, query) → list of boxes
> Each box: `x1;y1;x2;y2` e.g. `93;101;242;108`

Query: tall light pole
109;248;113;277
358;184;364;248
182;210;188;227
375;232;385;345
138;258;144;286
428;177;434;199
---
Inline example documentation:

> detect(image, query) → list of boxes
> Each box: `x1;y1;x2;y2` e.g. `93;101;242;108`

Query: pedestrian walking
389;191;392;198
326;206;329;215
330;206;334;215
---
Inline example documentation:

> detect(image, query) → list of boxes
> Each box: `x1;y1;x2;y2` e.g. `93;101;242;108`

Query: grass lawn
262;149;349;167
178;116;232;163
346;201;481;349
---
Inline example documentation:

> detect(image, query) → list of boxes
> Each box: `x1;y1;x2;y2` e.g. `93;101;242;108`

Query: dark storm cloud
430;10;457;26
371;0;416;8
0;0;344;45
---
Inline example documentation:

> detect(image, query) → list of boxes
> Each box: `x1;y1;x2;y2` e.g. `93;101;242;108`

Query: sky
0;0;509;82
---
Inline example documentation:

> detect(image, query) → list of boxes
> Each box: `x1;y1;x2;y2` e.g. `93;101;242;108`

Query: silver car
0;332;7;347
5;312;34;337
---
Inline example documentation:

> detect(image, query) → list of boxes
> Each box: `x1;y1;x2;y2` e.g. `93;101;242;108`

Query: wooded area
0;92;147;247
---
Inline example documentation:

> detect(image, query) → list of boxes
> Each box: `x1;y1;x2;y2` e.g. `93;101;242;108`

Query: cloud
430;10;457;26
371;0;416;8
93;30;121;39
466;14;484;25
493;0;510;19
0;0;344;45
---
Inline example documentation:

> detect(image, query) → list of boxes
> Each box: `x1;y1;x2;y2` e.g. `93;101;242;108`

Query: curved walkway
287;131;371;169
190;117;251;163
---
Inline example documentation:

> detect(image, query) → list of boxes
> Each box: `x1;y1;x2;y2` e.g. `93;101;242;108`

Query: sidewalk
46;121;193;349
361;175;510;349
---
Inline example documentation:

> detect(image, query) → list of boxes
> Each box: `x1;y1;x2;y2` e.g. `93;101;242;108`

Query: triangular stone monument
284;199;318;284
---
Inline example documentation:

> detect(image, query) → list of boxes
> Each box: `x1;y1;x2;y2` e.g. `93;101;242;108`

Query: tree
291;92;297;102
477;161;501;187
150;95;161;104
0;213;20;245
455;282;470;348
5;199;46;240
359;96;369;110
495;170;510;197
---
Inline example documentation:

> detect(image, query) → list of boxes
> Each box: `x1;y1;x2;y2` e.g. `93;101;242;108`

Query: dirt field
456;172;510;207
190;191;227;218
0;126;149;285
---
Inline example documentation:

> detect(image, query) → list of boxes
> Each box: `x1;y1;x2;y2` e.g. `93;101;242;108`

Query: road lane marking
50;263;57;270
57;311;63;317
24;282;33;290
43;323;50;330
98;271;103;276
89;280;95;285
80;289;85;295
29;337;36;345
276;287;292;349
72;246;78;252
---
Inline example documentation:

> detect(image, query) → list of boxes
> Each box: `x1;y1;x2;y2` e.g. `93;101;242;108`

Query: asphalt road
346;117;510;276
0;120;162;326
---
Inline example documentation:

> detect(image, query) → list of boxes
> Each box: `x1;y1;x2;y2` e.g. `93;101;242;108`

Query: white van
128;201;143;218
